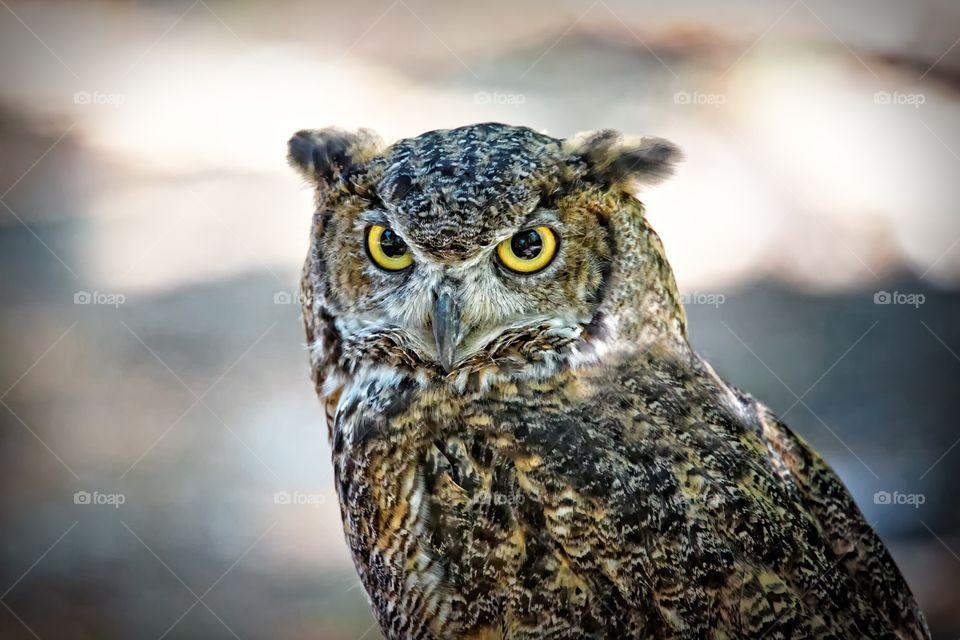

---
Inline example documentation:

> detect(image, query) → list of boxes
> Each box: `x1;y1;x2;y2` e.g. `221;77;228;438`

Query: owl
288;123;929;640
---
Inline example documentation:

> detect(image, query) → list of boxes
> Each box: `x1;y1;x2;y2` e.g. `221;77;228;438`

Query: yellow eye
496;226;558;274
366;225;413;271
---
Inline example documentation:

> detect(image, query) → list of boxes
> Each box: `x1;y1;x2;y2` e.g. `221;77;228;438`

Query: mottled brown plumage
288;123;929;639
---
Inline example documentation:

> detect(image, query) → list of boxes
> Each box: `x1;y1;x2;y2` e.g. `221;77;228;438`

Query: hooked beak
432;289;463;372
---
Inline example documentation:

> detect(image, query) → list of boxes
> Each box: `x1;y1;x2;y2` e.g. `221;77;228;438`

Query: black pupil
380;228;407;257
511;229;543;260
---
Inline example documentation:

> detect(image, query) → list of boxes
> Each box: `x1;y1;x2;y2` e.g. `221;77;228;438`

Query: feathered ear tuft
565;130;682;189
287;127;383;188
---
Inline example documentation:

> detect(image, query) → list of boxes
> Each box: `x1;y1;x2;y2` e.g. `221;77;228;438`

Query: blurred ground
1;1;959;638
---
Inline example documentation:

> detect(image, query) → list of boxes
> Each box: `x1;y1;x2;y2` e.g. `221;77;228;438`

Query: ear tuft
565;130;682;189
287;127;383;188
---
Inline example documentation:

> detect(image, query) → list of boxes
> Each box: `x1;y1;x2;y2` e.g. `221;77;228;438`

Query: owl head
289;123;685;388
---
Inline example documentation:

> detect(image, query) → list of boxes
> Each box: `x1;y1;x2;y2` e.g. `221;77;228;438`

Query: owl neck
592;199;688;352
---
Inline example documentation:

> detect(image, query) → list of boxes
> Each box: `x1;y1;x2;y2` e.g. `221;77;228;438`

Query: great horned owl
288;123;929;640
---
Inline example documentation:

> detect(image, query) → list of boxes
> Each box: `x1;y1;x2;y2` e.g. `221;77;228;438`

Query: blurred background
1;0;958;638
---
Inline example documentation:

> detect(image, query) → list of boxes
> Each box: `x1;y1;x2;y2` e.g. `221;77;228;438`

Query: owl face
316;187;612;372
290;124;680;378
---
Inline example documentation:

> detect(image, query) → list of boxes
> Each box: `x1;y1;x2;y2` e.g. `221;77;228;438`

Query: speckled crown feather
373;124;569;260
